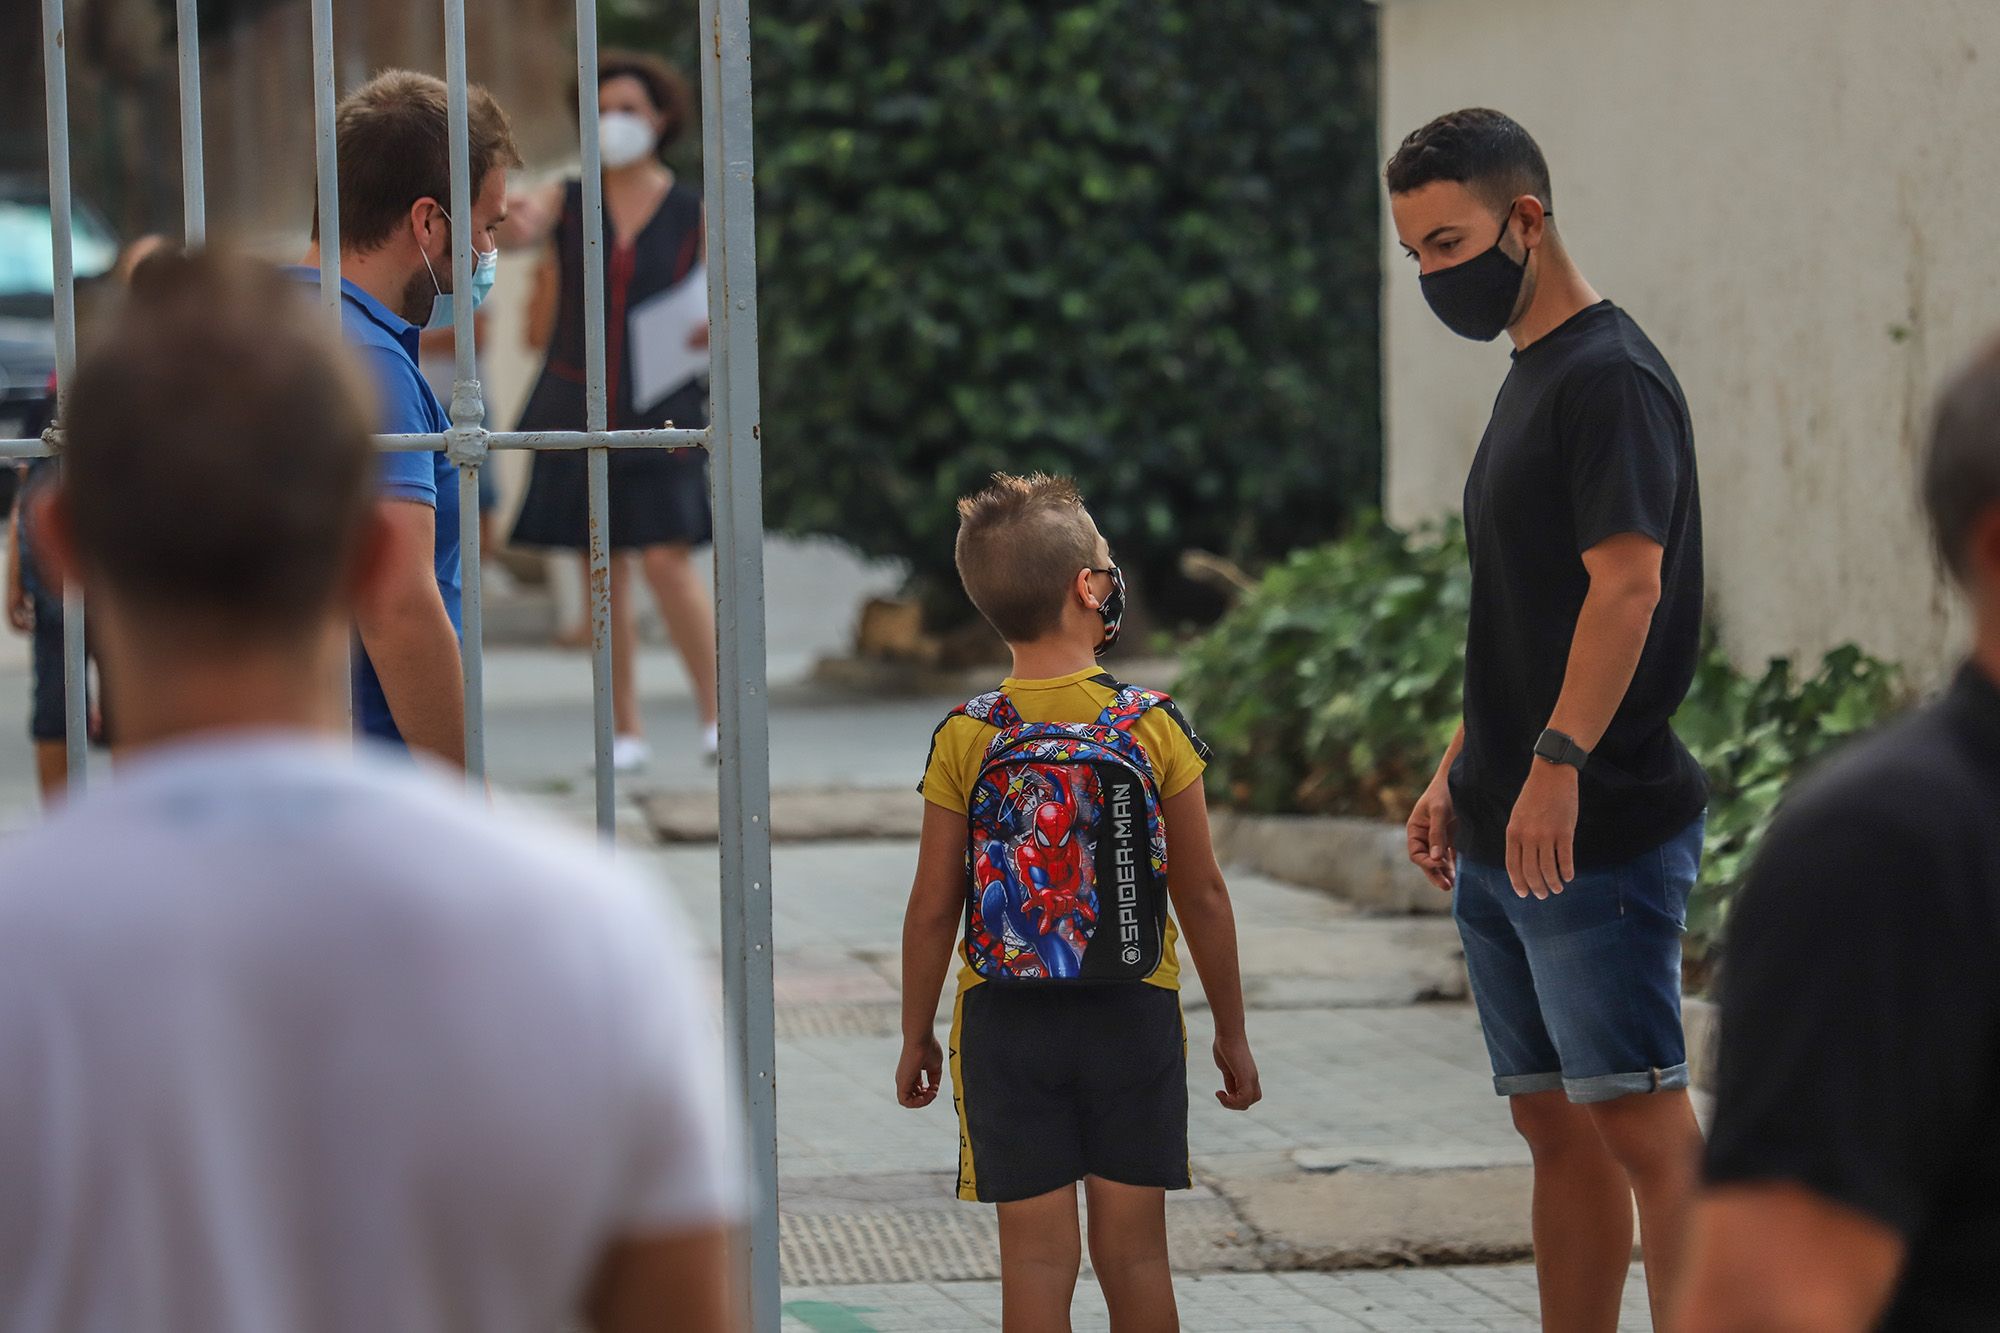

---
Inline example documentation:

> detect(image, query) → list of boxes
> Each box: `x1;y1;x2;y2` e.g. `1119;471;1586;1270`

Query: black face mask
1419;207;1530;342
1091;566;1126;658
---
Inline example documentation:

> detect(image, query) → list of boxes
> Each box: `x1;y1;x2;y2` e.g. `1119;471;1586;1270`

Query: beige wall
1379;0;2000;679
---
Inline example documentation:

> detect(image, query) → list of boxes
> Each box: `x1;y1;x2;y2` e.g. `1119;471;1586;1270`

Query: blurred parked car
0;174;119;511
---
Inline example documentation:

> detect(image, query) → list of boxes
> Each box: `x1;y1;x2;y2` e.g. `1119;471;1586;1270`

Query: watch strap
1534;727;1590;770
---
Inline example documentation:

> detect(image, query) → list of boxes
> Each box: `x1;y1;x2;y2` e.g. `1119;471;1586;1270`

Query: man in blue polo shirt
297;69;520;764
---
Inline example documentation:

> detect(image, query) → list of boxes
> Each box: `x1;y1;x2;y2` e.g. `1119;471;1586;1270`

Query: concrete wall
1378;0;2000;679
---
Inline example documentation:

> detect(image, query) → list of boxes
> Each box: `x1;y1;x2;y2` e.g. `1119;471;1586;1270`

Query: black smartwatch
1533;727;1590;771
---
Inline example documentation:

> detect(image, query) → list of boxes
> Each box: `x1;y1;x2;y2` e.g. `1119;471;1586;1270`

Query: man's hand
1406;773;1457;891
6;578;30;634
1213;1032;1262;1111
895;1033;944;1108
1506;759;1579;898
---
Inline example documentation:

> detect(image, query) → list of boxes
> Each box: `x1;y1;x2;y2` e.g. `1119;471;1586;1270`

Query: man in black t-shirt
1388;109;1708;1332
1680;345;2000;1331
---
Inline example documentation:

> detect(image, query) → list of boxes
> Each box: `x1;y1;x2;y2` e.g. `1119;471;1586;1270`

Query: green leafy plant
1177;516;1468;819
1674;642;1904;964
605;0;1383;623
1178;523;1909;969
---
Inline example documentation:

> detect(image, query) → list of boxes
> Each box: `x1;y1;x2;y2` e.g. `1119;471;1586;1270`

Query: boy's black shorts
951;981;1189;1203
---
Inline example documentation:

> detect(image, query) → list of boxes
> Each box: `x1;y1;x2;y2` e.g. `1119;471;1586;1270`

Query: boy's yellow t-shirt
919;667;1211;995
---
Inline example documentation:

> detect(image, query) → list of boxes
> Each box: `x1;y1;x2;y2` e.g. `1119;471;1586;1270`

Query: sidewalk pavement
779;1264;1650;1331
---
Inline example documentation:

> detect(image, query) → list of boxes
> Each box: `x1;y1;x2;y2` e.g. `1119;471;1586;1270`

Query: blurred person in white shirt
0;251;745;1333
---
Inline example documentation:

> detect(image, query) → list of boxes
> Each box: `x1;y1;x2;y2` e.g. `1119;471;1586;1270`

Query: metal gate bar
39;0;86;787
19;1;782;1327
442;0;486;787
698;0;780;1322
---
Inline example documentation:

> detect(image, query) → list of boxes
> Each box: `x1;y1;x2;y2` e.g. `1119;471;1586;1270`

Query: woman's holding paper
510;50;720;769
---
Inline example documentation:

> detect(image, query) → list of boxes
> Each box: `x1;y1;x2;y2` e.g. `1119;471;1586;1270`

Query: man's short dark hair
1385;108;1553;216
320;69;522;253
1924;338;2000;582
61;252;379;639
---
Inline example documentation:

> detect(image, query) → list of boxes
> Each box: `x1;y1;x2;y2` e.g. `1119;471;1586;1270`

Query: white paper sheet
627;264;710;412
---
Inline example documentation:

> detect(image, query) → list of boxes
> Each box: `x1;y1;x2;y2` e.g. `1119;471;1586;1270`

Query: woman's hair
572;49;692;155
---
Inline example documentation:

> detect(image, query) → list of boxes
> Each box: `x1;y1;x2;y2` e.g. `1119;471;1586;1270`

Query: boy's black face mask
1093;566;1126;658
1419;206;1529;342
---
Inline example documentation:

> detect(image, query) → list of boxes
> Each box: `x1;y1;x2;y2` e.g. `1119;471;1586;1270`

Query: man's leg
1082;1177;1177;1332
1521;816;1709;1330
997;1184;1082;1333
1457;857;1634;1331
1590;1089;1704;1329
1512;1090;1634;1332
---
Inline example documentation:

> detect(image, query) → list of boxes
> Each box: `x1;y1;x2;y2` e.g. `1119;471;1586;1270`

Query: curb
809;653;1189;700
1209;810;1448;916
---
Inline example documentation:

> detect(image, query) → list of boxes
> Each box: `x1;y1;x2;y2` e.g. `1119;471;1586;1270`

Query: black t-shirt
1450;301;1708;869
1705;665;2000;1331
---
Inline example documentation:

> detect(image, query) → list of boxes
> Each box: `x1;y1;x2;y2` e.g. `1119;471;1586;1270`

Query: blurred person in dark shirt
1681;339;2000;1332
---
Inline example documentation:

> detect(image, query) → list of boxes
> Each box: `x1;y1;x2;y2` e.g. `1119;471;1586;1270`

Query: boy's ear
28;487;80;597
1075;566;1101;612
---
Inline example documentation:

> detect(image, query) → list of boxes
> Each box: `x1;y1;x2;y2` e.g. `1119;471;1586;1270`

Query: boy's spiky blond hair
954;473;1104;643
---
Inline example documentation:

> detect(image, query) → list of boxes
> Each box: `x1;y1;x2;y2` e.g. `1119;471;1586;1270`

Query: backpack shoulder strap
1090;674;1164;733
959;690;1024;731
1090;675;1213;760
917;691;1023;797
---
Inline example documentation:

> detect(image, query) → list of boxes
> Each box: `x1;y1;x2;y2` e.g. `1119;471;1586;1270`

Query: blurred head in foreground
32;250;386;746
1926;339;2000;629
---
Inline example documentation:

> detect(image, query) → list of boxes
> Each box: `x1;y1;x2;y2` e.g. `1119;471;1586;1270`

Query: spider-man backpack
942;685;1173;984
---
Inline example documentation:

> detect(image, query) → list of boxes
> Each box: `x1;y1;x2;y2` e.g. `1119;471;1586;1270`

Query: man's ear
410;197;444;253
28;487;79;598
1514;194;1548;250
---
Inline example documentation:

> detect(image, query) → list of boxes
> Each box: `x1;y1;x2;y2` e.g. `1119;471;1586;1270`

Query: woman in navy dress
511;50;717;769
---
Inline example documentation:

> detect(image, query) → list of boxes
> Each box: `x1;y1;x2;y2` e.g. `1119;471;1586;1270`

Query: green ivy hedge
1176;520;1907;963
605;0;1382;622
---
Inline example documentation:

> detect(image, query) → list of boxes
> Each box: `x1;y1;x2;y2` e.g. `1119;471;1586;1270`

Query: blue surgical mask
422;209;498;330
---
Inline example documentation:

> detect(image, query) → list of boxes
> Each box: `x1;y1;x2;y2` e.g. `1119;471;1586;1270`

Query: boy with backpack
896;472;1261;1328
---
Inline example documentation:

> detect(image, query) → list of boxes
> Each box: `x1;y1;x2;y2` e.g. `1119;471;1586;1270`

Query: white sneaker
701;722;720;765
612;735;652;773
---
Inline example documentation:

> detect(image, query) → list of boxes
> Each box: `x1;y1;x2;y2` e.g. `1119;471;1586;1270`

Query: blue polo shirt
285;269;462;745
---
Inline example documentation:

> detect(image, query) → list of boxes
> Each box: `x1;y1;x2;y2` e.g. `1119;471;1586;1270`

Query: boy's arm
897;800;969;1107
1161;779;1261;1110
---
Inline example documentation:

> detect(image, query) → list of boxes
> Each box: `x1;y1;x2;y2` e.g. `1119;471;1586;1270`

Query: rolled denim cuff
1563;1063;1690;1104
1493;1071;1565;1098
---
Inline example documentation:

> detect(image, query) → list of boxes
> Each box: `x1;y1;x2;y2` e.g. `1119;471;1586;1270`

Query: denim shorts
1453;813;1704;1103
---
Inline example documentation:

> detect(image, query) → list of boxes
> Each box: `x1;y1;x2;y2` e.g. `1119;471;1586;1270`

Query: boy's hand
895;1033;945;1108
1213;1032;1261;1111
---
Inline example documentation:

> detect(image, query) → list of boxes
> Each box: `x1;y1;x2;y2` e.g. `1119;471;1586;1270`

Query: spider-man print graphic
966;763;1103;979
